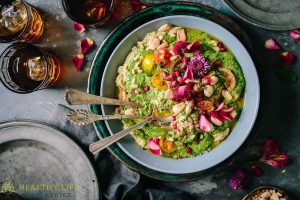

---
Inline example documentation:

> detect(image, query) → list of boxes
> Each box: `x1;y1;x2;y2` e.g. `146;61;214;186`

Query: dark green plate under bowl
88;2;263;181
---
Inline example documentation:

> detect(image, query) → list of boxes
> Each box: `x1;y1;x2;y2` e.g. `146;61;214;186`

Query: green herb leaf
275;67;298;83
184;53;194;58
216;71;226;83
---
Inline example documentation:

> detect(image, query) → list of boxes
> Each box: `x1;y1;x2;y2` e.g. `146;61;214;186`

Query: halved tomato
150;71;168;90
159;137;177;153
154;48;171;67
196;99;214;111
142;54;155;72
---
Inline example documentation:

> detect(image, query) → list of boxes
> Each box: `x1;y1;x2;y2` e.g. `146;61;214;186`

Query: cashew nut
172;102;185;114
204;85;214;97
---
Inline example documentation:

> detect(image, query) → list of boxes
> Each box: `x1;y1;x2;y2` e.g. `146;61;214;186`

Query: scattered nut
158;24;173;32
176;29;186;41
204;85;214;97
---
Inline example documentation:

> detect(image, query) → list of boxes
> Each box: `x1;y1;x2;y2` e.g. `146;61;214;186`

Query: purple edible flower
187;55;211;78
229;169;247;190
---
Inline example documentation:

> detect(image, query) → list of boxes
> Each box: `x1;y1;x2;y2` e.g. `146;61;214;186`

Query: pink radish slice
148;138;161;155
199;115;214;132
222;107;235;112
215;102;225;111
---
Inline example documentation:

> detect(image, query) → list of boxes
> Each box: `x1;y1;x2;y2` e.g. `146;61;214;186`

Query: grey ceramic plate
223;0;300;30
100;15;260;174
0;121;99;200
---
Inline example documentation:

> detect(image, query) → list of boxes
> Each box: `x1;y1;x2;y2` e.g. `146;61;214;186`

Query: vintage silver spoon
89;107;172;154
67;109;143;125
64;89;140;107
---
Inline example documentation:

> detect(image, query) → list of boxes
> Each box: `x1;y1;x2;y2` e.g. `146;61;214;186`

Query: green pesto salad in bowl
115;24;245;159
99;16;260;174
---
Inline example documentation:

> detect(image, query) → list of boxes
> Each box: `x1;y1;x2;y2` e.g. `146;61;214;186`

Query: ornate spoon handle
89;117;152;154
65;89;140;107
67;109;143;125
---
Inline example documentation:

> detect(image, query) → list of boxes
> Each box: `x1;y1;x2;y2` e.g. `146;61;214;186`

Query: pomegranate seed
177;76;184;84
144;86;150;91
202;77;211;85
172;115;176;121
186;148;192;154
214;60;221;66
170;81;178;88
171;123;177;129
217;42;226;52
174;70;180;77
165;74;173;81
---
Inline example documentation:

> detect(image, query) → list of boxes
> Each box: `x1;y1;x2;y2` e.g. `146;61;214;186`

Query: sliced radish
215;102;225;111
220;111;234;121
148;138;161;155
211;115;223;126
222;107;235;112
199;114;214;132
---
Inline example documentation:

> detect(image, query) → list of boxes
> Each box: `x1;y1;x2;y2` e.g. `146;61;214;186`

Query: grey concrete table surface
0;0;300;199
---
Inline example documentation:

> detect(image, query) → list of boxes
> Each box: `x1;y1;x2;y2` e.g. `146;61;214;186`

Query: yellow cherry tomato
159;110;172;117
159;137;177;153
151;71;168;90
142;54;155;72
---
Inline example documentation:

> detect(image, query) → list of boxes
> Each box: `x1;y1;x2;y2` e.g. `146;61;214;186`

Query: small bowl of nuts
243;186;290;200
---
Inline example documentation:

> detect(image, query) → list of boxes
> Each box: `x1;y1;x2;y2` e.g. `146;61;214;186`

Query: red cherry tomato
154;48;171;67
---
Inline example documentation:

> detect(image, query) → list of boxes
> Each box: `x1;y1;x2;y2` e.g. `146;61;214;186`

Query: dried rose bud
81;37;94;54
229;169;247;190
72;53;84;72
73;22;85;32
264;38;280;50
280;51;296;65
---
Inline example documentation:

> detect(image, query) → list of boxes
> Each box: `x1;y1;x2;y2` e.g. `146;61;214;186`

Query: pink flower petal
172;85;193;102
130;0;146;12
186;41;201;54
280;51;296;65
220;111;234;121
289;29;300;42
173;41;189;56
72;53;84;72
148;138;161;155
260;139;288;168
81;37;94;54
215;102;225;111
264;38;280;50
183;67;194;83
199;114;214;132
222;107;235;113
73;22;85;32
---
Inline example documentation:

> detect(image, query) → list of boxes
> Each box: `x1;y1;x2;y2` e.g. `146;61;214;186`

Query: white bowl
100;15;260;174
